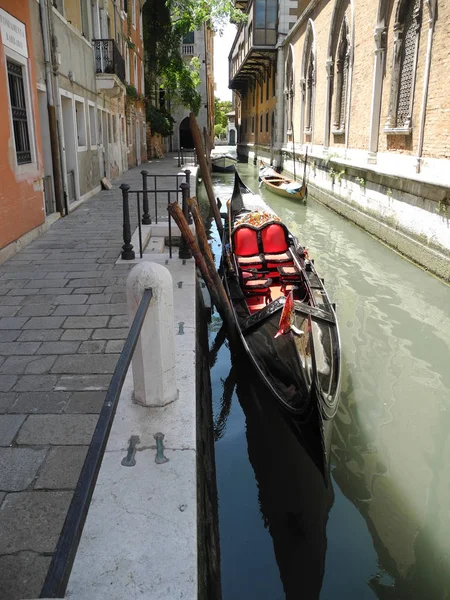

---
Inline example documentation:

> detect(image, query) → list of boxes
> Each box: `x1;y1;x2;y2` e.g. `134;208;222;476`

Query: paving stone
0;551;51;600
86;294;112;304
54;374;112;391
2;280;27;289
0;306;19;317
0;355;57;375
0;330;21;342
78;340;106;354
51;354;119;374
7;288;39;295
104;285;126;294
35;445;88;489
10;391;70;414
0;393;16;413
63;316;109;328
0;376;17;392
92;327;128;340
24;279;68;288
22;316;65;330
65;391;106;413
0;414;26;445
0;491;72;553
111;292;127;303
105;339;125;353
0;491;5;506
0;448;47;491
17;304;55;317
16;414;97;445
66;277;117;287
109;315;129;328
60;328;92;341
45;271;69;279
86;303;127;316
17;329;63;342
21;294;59;305
53;294;88;305
52;304;89;316
0;342;40;355
64;271;99;279
35;287;73;295
0;317;29;329
0;296;25;305
35;341;81;354
72;287;105;294
14;375;58;392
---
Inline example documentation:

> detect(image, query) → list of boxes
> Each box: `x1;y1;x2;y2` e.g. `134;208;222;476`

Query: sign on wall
0;8;28;58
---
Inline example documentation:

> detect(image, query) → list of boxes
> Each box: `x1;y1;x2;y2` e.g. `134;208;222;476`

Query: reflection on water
206;162;450;599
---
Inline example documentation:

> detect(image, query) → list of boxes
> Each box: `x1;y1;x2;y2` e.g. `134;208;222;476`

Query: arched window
284;44;295;139
332;17;350;133
300;20;316;140
385;0;422;132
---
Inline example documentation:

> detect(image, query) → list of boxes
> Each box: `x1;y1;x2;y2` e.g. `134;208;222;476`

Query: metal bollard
178;182;192;259
120;183;135;260
177;148;181;168
141;170;151;225
184;168;191;194
126;262;178;407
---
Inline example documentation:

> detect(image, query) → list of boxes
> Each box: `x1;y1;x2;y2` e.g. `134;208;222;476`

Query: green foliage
126;85;138;100
147;104;175;137
169;0;246;31
329;168;345;184
214;124;226;137
214;97;232;127
355;176;366;188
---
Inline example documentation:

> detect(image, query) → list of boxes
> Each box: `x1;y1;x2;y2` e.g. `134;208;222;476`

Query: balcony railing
93;39;125;84
182;44;195;55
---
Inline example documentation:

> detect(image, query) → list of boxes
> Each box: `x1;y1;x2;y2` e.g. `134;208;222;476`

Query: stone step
146;236;165;254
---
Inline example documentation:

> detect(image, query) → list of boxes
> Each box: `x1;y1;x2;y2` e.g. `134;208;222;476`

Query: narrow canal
201;159;450;600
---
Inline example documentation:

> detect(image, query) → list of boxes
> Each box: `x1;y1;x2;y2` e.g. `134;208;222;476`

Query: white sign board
0;9;28;58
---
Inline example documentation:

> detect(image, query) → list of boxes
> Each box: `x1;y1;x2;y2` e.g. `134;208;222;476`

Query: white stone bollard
126;262;178;407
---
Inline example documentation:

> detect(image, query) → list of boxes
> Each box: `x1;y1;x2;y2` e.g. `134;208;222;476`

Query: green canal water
202;160;450;600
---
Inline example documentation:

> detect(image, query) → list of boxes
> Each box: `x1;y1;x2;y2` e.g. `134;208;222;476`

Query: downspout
38;0;65;216
275;44;285;169
416;3;436;173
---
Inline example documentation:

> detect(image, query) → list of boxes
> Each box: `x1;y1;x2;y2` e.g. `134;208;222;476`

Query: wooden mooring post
189;112;223;238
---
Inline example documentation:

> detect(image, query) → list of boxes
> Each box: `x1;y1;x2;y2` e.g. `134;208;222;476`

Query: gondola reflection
213;341;335;599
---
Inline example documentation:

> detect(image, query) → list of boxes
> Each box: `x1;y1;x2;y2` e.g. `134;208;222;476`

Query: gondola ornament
274;291;304;338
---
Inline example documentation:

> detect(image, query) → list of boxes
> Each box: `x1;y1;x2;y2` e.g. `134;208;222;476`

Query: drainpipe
416;5;436;174
275;44;285;169
39;0;65;216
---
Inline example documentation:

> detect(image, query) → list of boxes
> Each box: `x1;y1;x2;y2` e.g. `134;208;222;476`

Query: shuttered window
7;60;31;165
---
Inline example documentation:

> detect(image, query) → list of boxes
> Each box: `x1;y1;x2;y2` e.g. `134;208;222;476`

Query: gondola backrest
233;226;259;257
261;223;289;254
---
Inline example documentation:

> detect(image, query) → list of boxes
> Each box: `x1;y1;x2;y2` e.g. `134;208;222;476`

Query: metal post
120;183;135;260
141;170;151;224
184;168;191;193
181;147;184;166
178;182;192;259
177;148;181;168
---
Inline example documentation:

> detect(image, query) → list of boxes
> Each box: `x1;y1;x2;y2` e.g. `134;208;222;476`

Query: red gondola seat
232;225;262;268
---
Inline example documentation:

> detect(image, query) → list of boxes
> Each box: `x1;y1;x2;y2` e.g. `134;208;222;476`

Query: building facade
0;1;47;258
230;0;450;282
0;0;146;258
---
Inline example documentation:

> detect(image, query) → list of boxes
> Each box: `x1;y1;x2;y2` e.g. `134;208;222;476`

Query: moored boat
222;172;341;455
259;163;307;201
211;153;237;173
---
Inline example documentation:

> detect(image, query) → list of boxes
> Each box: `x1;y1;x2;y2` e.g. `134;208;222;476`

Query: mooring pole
178;182;193;260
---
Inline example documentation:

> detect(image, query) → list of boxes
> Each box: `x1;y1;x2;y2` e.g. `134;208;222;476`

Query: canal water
201;158;450;600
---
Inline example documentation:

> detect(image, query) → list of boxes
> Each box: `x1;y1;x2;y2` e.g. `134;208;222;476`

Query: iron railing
93;39;126;84
40;288;153;598
43;175;56;215
120;172;189;260
177;147;197;167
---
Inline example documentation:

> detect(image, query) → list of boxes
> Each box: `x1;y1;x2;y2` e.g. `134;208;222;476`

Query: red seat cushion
233;226;259;257
261;223;288;254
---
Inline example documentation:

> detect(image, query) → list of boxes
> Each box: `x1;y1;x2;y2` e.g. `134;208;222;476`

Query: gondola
259;163;307;201
222;172;341;450
211;153;237;173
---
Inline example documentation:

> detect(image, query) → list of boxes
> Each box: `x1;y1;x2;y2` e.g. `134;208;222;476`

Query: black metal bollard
177;148;181;168
181;147;184;166
120;183;135;260
184;169;191;196
178;182;192;259
141;170;151;225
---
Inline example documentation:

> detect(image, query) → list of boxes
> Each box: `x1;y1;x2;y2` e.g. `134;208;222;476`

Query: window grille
7;60;31;165
396;0;417;127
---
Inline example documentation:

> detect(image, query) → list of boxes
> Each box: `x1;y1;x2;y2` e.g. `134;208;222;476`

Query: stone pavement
0;154;190;600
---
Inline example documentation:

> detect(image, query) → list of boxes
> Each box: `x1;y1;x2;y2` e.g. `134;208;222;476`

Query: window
254;0;277;45
134;54;138;90
302;22;315;137
260;114;263;132
139;9;143;39
97;109;103;146
89;103;96;147
272;69;276;97
7;60;32;165
81;0;90;38
252;85;255;106
266;69;270;100
251;116;255;133
141;64;145;96
123;0;128;13
332;17;349;133
266;112;269;132
132;0;136;28
385;0;421;132
75;99;87;147
126;48;130;83
183;32;195;44
260;80;263;103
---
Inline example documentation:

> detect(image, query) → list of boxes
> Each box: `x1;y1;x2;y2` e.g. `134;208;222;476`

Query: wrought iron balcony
93;39;125;84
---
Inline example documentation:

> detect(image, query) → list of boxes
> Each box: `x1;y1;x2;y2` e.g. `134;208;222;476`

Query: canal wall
241;143;450;283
